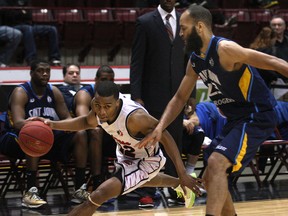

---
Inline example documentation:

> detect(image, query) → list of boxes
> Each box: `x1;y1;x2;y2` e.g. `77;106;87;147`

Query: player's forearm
157;96;186;132
49;116;94;131
161;131;186;177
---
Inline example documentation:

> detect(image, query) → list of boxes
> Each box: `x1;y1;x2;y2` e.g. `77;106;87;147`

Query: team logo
30;98;35;103
47;96;52;103
117;130;123;136
191;62;196;68
209;58;214;67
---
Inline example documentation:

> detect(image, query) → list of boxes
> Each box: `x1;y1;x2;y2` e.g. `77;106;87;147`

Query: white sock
185;163;195;175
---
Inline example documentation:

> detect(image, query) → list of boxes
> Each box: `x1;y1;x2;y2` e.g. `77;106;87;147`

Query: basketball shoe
22;187;47;208
173;172;197;208
71;183;90;204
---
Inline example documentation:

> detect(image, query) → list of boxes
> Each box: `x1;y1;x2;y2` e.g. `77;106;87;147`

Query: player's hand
136;127;162;149
183;119;195;135
27;117;52;127
179;173;204;197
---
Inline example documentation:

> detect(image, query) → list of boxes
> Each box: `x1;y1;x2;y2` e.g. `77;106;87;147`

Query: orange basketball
18;121;54;157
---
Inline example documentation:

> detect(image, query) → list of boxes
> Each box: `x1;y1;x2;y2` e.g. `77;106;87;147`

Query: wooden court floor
95;199;288;216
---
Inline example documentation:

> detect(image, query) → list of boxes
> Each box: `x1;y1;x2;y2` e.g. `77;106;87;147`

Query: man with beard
138;5;288;216
130;0;190;206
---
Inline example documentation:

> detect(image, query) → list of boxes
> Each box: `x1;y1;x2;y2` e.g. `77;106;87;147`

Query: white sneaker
71;183;90;204
22;187;47;208
173;173;196;208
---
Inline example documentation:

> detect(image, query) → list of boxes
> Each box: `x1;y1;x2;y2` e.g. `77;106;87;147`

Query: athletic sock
26;170;37;190
185;162;195;175
92;174;103;190
75;167;86;190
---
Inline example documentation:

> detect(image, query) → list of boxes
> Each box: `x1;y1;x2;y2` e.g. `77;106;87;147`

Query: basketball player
71;65;116;203
0;59;86;208
36;81;203;216
138;5;288;216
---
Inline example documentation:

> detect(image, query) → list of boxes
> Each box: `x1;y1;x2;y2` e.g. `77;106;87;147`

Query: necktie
165;14;173;41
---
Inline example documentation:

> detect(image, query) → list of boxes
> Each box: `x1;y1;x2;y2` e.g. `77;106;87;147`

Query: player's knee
206;153;229;174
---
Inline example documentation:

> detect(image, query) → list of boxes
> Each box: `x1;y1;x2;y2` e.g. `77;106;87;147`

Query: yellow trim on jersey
239;67;251;100
232;133;248;172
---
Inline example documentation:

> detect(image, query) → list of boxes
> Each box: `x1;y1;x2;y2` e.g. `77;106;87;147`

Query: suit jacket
130;9;185;113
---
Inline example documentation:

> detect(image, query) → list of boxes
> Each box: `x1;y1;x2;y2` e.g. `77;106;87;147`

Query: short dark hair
62;63;80;77
95;81;119;99
96;65;114;78
30;59;50;72
187;5;212;30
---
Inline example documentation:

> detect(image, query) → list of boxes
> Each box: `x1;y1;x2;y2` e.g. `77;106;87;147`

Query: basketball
18;121;54;157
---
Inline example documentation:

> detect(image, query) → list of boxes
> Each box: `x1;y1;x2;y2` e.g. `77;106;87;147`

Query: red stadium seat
250;9;272;23
114;9;139;46
32;9;56;24
54;9;89;47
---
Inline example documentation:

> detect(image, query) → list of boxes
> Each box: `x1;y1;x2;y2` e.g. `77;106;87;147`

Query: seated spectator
72;65;116;203
58;64;83;112
250;26;279;88
182;101;227;173
0;26;22;67
1;0;61;66
0;59;86;208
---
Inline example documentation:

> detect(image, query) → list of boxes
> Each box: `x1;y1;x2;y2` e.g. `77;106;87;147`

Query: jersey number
119;145;136;158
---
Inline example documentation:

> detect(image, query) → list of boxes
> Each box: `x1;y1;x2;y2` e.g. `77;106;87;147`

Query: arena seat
78;9;122;62
54;9;90;48
114;9;139;47
32;9;56;24
222;9;250;22
249;9;272;23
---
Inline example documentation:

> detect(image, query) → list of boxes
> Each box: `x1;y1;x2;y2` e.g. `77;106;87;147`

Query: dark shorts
102;130;116;158
0;130;75;162
204;110;277;176
182;126;205;156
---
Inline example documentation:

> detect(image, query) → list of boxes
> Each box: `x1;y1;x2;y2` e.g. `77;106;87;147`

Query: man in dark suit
130;0;187;206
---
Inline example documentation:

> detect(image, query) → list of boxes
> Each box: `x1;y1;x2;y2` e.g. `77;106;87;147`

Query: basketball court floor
1;171;288;216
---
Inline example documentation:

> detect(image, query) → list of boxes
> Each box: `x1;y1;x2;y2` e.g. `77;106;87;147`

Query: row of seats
28;0;139;8
26;0;288;9
29;8;288;48
32;8;288;24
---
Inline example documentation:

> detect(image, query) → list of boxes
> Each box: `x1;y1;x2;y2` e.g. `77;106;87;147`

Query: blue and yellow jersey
190;36;276;120
6;82;59;133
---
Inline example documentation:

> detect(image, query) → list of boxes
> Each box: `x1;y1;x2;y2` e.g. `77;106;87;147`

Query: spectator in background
0;26;22;67
270;15;288;62
72;65;116;203
270;16;288;100
58;64;83;112
130;0;188;206
0;0;61;66
250;26;278;88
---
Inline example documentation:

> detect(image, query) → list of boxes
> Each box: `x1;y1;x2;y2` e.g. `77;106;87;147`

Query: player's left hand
180;173;204;197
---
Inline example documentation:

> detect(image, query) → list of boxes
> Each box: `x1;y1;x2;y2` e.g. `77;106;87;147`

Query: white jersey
99;95;162;160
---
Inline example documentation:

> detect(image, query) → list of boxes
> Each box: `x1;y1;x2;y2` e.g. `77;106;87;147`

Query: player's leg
68;176;123;216
204;152;232;215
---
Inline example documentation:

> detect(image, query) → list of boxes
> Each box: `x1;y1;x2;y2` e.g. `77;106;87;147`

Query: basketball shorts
113;151;166;195
204;110;277;176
